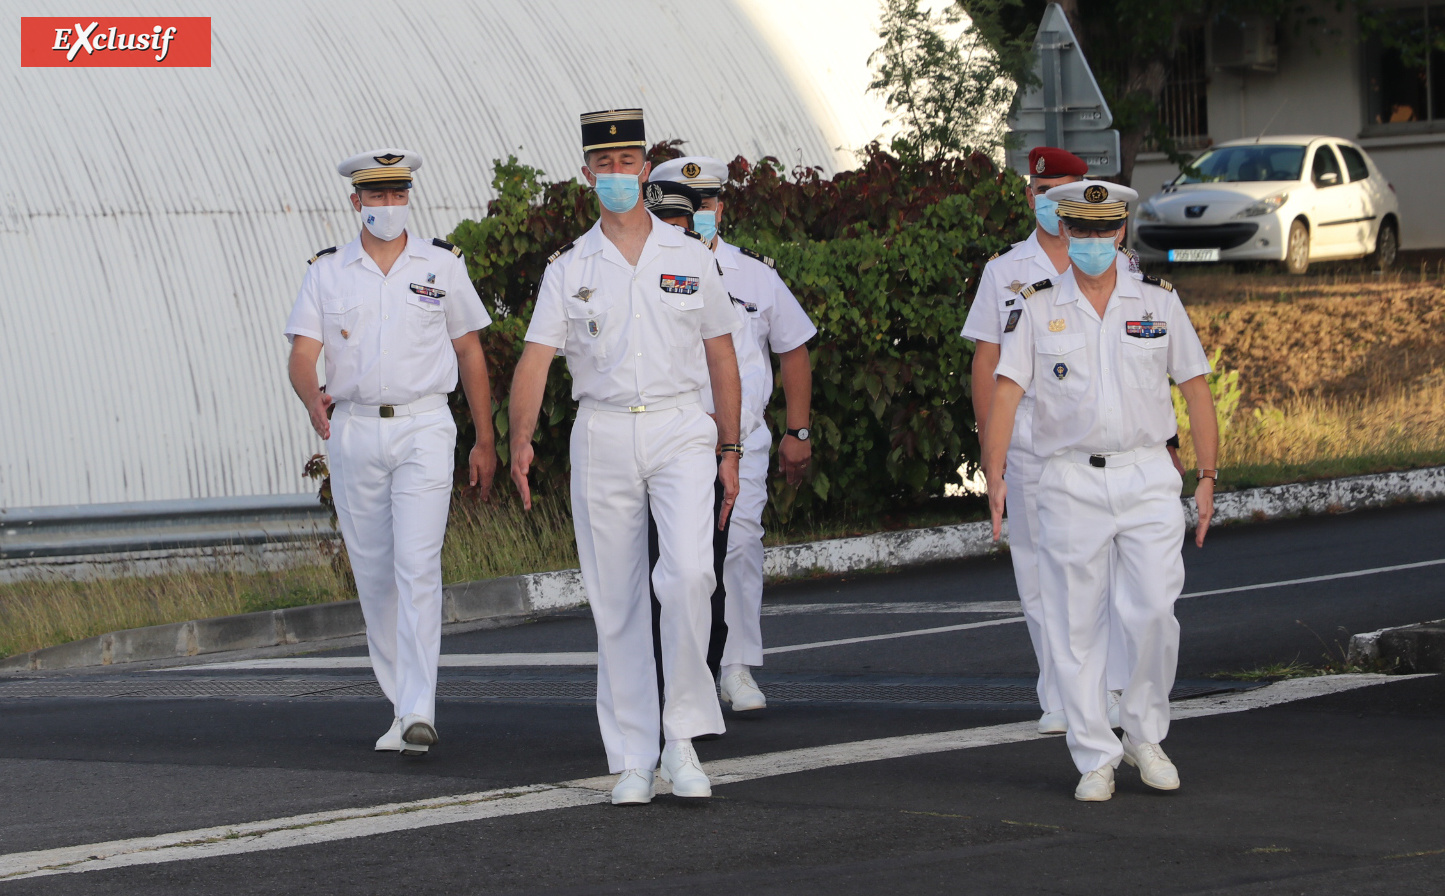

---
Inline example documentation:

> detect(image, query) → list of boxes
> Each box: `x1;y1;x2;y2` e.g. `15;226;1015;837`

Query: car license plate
1168;248;1221;262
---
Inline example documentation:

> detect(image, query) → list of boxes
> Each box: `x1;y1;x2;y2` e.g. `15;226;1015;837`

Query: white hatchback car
1131;136;1400;274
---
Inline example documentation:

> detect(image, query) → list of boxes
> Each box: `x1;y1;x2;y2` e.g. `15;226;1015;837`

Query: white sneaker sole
1121;754;1180;790
659;769;712;798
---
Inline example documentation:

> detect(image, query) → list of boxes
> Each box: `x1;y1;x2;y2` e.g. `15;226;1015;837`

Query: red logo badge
21;18;211;67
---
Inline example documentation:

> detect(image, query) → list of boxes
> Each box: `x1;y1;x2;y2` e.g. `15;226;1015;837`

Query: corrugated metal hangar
0;0;889;509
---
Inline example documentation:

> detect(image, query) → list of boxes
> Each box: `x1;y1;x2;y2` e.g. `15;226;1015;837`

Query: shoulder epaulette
1121;246;1139;261
1142;274;1175;292
307;246;337;265
738;246;776;269
682;228;705;243
547;241;575;264
431;238;462;258
1019;278;1053;299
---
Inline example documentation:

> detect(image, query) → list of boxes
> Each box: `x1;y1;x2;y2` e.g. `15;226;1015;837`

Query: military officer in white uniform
651;155;817;712
983;180;1219;802
641;178;769;682
285;148;495;757
965;146;1135;735
509;110;744;806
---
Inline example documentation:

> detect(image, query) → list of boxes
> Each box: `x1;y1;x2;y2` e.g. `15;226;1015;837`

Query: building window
1142;25;1210;152
1363;4;1445;128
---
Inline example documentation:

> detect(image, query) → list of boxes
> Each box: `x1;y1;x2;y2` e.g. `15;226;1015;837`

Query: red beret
1027;146;1088;177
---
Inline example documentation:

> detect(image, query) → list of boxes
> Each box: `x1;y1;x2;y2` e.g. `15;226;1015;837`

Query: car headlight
1234;192;1289;218
1136;201;1162;223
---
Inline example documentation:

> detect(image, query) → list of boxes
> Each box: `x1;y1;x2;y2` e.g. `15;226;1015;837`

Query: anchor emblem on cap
683;162;701;178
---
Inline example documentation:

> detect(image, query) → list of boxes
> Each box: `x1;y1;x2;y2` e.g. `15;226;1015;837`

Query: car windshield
1173;145;1307;184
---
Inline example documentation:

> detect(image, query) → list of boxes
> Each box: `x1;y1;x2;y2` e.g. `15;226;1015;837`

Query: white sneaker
1037;711;1067;735
1121;733;1180;790
720;668;767;711
610;769;655;806
1108;690;1123;729
400;713;438;757
659;741;712;798
1074;766;1115;802
374;717;402;752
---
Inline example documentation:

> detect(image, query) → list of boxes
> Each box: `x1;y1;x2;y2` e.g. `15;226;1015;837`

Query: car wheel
1283;220;1310;275
1368;220;1398;272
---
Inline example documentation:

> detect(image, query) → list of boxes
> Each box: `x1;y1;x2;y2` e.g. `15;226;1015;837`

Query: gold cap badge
1084;184;1108;203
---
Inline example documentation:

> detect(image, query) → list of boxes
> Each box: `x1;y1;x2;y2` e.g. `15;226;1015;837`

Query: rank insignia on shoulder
683;228;708;243
1004;309;1022;333
1142;274;1175;292
307;246;337;265
1020;278;1053;299
660;274;700;295
548;241;576;264
738;246;775;269
431;238;462;258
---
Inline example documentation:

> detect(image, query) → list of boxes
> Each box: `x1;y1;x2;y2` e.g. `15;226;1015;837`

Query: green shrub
444;144;1031;523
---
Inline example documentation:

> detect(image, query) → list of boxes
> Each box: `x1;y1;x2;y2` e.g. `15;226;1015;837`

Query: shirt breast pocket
321;296;364;349
405;293;447;346
1035;332;1087;398
1120;329;1171;389
657;289;703;343
565;295;614;361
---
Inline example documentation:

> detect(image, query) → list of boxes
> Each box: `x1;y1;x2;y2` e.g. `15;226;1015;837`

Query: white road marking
763;601;1023;616
1179;557;1445;599
0;674;1418;882
172;558;1445;672
762;616;1025;654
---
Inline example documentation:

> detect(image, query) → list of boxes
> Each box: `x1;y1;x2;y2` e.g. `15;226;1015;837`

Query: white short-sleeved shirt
995;269;1212;457
960;231;1067;400
699;290;768;440
285;231;491;406
525;214;742;406
715;239;817;403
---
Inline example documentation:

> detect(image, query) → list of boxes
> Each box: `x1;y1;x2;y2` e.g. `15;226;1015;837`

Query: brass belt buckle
379;405;395;418
628;405;646;413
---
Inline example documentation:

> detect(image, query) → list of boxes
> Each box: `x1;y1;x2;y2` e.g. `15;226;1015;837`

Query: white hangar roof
0;0;889;508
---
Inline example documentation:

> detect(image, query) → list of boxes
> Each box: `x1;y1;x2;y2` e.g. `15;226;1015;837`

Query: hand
510;441;535;510
307;391;334;440
779;434;811;487
986;468;1007;543
469;443;497;502
1167;445;1185;477
717;453;741;530
1194;476;1215;547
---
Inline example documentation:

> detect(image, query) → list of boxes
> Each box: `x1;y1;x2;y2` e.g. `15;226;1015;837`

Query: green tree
869;0;1027;162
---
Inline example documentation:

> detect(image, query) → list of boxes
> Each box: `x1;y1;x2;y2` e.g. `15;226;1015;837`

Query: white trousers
720;424;772;668
327;404;455;723
572;404;726;773
1036;446;1186;774
1005;400;1129;714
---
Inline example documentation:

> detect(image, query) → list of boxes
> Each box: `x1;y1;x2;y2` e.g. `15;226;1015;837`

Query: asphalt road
1;502;1442;894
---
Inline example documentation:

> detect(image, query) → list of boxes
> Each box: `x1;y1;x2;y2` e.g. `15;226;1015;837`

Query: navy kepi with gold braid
1045;180;1138;230
338;148;422;188
581;109;646;152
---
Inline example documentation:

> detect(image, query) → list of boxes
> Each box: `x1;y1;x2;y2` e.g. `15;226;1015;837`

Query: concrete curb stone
1348;619;1445;673
3;465;1441;673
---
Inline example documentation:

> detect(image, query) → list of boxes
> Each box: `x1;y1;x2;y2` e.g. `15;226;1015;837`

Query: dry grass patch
1169;268;1445;488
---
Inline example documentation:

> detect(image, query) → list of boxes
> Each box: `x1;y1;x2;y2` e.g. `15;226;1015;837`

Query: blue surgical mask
1068;236;1119;276
592;172;640;213
693;209;717;243
1034;196;1061;236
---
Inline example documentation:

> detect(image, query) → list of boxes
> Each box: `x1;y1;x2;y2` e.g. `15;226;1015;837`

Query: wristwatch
1196;468;1219;480
785;427;810;441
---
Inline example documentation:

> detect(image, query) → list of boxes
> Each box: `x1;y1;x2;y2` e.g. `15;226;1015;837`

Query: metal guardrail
0;495;336;560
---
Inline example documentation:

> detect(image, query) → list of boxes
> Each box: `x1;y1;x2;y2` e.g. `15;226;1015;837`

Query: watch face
795;428;810;441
